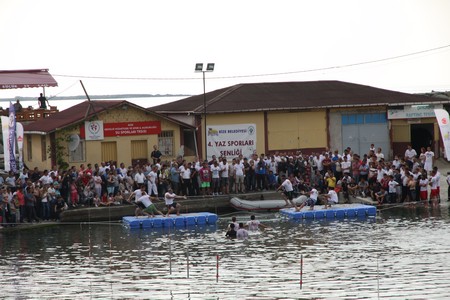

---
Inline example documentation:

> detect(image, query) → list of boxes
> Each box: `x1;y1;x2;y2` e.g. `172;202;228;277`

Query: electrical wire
51;44;450;81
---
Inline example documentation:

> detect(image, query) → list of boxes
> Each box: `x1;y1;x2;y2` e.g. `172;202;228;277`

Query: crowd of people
0;143;445;228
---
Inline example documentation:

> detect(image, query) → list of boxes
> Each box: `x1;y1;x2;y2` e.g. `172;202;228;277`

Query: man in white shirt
322;187;338;208
296;188;318;211
234;161;245;193
134;169;146;186
245;215;268;232
236;222;249;240
405;145;417;169
164;188;186;217
219;158;229;195
276;176;296;208
146;165;158;196
136;194;164;217
424;147;434;173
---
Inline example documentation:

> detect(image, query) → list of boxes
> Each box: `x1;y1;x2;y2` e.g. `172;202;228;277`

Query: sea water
1;204;450;299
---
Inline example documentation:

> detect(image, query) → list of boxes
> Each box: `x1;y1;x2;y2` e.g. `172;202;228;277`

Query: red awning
0;69;58;89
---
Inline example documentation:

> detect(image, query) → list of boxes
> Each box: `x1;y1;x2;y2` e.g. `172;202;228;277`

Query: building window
159;131;174;157
342;113;387;125
131;140;148;159
41;135;47;161
101;141;117;164
69;140;85;162
27;134;32;161
183;128;196;156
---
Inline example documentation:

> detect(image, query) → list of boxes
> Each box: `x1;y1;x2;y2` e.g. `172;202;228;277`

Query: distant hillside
2;94;191;101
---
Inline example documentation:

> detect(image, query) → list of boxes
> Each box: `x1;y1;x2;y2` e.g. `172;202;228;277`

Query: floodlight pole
202;70;207;160
195;63;214;161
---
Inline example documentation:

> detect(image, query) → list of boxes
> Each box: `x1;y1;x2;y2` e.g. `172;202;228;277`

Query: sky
1;0;450;105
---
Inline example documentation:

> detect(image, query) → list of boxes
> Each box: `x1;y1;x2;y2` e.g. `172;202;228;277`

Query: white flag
434;108;450;161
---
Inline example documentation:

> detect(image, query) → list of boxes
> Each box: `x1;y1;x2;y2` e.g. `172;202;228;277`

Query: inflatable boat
230;195;308;211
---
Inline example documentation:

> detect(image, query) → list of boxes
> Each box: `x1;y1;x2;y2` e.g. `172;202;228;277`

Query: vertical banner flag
16;122;24;171
8;102;17;172
206;124;257;160
1;116;10;171
434;108;450;161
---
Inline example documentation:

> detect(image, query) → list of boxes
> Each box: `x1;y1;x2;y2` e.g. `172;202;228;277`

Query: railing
0;106;59;121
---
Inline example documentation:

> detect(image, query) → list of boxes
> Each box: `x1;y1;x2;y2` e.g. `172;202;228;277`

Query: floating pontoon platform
279;204;377;220
122;212;219;229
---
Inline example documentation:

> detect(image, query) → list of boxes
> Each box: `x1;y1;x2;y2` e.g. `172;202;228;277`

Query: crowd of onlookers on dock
0;143;444;228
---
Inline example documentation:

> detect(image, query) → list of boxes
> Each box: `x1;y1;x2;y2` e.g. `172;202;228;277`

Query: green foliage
47;135;69;170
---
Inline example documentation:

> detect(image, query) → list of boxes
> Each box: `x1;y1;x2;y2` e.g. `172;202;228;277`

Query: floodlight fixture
195;63;204;72
206;63;215;72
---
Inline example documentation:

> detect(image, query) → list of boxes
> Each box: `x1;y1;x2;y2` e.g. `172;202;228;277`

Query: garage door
342;113;390;159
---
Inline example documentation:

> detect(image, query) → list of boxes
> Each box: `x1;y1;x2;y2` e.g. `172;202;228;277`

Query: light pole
195;63;214;161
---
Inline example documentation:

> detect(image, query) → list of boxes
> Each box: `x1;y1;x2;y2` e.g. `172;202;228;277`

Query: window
69;140;85;162
101;141;117;163
131;140;148;159
159;131;174;157
27;134;32;161
41;135;47;161
183;128;196;156
342;113;387;125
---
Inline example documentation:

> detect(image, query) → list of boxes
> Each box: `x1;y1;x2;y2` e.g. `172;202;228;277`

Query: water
1;204;450;299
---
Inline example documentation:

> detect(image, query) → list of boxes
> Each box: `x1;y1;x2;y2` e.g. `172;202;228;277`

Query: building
23;100;196;170
151;80;447;160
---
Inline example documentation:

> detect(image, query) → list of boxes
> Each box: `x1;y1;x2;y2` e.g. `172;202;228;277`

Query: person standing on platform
322;187;339;208
38;93;50;109
277;175;296;208
136;194;164;218
164;188;186;217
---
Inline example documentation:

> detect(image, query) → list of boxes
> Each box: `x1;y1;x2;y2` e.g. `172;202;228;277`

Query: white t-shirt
281;179;294;192
309;188;319;201
234;163;245;176
134;172;146;184
419;178;429;191
405;149;417;160
164;192;177;205
211;165;221;179
147;170;157;184
327;190;338;203
388;180;398;193
137;195;153;207
219;162;229;178
247;220;260;231
131;189;145;201
236;228;249;240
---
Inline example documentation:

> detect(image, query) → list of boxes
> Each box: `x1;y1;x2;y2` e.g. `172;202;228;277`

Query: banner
434;108;450;161
206;124;256;160
8;102;16;173
16;122;24;171
103;121;161;137
84;120;104;141
1;116;10;171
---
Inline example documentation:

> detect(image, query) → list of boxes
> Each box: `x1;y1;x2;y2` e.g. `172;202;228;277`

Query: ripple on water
1;206;450;299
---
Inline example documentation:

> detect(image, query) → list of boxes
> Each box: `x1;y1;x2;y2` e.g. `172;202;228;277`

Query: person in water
225;223;237;238
245;215;269;231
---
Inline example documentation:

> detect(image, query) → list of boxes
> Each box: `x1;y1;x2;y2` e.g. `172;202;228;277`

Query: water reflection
1;204;450;299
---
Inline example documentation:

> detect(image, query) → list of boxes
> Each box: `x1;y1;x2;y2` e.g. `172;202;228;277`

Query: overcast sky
1;0;450;102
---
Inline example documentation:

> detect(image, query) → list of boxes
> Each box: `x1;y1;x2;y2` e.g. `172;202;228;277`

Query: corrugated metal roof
149;81;441;114
0;69;57;89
